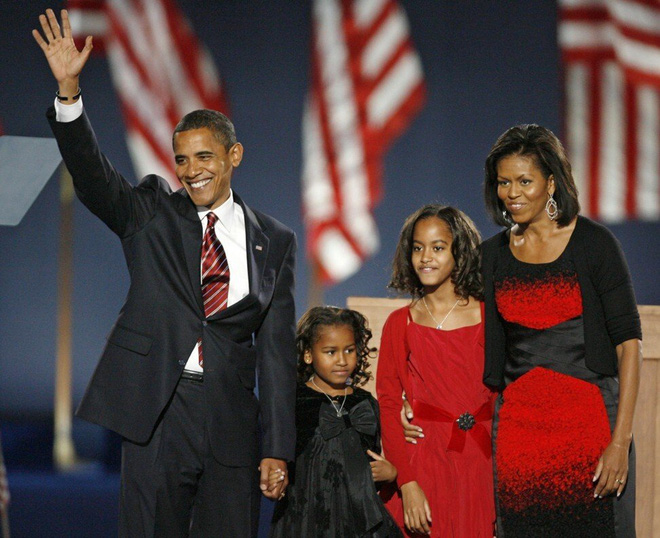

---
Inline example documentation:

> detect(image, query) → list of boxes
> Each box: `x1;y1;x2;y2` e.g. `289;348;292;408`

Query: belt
412;399;492;459
181;370;203;383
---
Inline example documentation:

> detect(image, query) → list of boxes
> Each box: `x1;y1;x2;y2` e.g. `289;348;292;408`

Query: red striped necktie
198;211;230;366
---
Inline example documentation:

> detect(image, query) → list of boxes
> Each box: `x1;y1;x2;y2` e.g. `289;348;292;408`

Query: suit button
202;321;208;327
178;359;186;366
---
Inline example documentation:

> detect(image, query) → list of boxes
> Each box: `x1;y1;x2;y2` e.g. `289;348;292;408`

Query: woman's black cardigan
481;215;642;389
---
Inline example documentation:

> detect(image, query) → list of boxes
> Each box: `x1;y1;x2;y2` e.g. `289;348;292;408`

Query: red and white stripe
202;247;230;317
68;0;229;189
201;214;230;318
560;0;660;221
303;0;426;284
69;0;109;53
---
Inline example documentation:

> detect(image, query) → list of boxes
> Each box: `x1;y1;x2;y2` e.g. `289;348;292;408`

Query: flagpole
0;432;10;538
307;259;325;309
53;166;77;471
0;507;8;538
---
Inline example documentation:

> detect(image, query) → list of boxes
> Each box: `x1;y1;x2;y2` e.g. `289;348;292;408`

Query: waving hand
32;9;93;96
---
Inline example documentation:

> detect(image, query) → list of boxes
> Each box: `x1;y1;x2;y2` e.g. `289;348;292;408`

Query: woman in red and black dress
481;124;642;536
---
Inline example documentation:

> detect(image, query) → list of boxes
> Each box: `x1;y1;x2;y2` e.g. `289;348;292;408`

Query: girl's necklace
311;376;347;417
422;296;461;330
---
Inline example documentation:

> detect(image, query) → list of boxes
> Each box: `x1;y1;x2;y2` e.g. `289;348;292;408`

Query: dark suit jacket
48;108;297;467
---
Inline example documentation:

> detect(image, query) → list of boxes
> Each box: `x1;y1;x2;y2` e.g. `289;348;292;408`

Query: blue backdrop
1;0;657;456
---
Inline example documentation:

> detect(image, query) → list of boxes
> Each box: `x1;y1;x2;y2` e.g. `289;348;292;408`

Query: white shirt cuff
54;96;84;123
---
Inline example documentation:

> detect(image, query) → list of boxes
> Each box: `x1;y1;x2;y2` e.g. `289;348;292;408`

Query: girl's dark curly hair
388;205;483;300
296;306;375;387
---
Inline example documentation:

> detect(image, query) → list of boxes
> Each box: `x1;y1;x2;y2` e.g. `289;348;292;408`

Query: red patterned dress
493;247;632;537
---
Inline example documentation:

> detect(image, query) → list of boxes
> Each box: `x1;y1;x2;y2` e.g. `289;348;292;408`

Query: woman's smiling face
496;154;554;226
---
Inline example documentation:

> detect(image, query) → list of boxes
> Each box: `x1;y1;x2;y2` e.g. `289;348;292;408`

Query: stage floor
5;465;276;537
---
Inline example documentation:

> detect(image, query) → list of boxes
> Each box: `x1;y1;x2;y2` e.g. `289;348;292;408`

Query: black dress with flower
270;384;402;538
492;247;635;537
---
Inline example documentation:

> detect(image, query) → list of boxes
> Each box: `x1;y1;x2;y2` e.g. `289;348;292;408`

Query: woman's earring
502;209;514;226
545;193;559;221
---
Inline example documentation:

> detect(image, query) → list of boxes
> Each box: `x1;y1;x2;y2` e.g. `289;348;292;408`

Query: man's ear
229;142;243;168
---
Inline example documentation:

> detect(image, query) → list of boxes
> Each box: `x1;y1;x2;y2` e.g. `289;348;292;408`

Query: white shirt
54;96;84;122
184;194;249;372
55;98;250;372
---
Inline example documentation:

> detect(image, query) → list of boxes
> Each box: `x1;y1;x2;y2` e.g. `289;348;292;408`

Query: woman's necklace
422;296;461;330
310;376;347;417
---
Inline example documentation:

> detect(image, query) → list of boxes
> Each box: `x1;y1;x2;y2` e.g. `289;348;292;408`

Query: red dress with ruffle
378;306;496;537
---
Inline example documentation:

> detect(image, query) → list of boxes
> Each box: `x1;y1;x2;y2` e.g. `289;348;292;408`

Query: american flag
559;0;660;222
302;0;426;284
68;0;229;189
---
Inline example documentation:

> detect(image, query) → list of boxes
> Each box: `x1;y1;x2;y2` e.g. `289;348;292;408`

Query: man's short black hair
172;109;237;150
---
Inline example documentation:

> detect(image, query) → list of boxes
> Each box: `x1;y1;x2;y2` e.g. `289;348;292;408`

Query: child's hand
268;468;286;491
259;458;288;500
366;449;397;483
401;481;432;535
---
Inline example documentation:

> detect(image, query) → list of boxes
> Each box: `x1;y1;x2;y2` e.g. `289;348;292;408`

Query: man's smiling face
174;127;243;209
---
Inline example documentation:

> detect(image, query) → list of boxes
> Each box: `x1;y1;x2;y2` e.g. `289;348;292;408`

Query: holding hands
32;9;93;98
259;458;288;501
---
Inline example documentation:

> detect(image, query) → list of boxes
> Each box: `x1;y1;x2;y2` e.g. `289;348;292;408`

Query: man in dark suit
33;9;296;537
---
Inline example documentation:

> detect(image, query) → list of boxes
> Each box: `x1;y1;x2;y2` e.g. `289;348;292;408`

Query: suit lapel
242;197;269;300
172;189;272;321
173;189;205;313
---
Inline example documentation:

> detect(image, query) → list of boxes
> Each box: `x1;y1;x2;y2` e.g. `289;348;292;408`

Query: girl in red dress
377;205;496;537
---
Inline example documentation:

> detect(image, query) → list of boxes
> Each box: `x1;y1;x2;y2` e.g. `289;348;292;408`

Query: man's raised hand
32;9;93;98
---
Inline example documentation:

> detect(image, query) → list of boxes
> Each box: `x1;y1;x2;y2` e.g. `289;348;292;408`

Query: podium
0;136;62;226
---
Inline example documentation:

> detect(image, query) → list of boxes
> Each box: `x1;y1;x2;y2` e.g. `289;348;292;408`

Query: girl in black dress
270;306;402;537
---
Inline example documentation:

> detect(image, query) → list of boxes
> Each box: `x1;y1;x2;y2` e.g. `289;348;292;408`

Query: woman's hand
32;9;93;95
593;339;640;499
401;481;432;535
401;397;424;444
593;440;630;498
367;449;397;483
